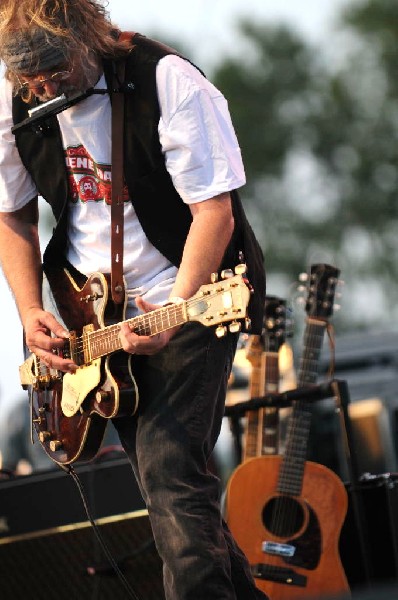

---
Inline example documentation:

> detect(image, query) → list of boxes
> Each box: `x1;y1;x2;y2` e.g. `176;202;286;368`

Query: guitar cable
59;463;143;600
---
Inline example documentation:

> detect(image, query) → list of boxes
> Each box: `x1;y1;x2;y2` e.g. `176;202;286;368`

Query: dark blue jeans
113;322;267;600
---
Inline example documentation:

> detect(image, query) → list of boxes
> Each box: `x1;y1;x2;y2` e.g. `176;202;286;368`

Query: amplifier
0;510;164;600
0;454;145;538
340;473;398;589
0;456;164;599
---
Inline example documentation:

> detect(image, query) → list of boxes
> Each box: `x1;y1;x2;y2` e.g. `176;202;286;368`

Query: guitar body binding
29;267;138;465
22;264;250;465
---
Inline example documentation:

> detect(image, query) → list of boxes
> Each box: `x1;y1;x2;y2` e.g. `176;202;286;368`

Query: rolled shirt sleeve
0;78;38;212
156;55;246;204
0;56;246;212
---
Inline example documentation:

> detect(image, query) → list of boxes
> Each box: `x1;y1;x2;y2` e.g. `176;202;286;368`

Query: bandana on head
2;27;68;74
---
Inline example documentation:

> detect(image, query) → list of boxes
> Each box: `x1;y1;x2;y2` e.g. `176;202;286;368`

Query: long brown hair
0;0;133;97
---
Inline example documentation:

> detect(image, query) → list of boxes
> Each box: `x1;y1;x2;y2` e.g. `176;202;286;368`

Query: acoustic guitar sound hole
262;496;305;537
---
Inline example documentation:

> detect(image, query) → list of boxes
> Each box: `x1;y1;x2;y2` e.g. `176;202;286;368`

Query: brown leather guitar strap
110;59;126;305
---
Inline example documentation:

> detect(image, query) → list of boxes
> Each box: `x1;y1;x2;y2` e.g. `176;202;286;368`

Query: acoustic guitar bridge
251;563;307;587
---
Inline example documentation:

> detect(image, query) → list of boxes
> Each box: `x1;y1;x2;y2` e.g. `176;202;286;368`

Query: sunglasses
17;70;73;94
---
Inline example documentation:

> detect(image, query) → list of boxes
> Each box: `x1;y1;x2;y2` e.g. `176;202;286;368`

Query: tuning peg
221;269;234;279
234;264;247;275
229;321;241;333
245;317;251;330
215;325;227;338
211;272;218;283
299;272;308;282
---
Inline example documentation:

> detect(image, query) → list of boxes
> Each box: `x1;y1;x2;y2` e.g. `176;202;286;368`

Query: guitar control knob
49;440;63;452
39;431;51;443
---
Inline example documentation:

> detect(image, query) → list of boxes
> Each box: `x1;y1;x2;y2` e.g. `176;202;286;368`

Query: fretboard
261;353;280;455
243;351;279;459
72;303;186;364
277;319;327;496
243;339;265;460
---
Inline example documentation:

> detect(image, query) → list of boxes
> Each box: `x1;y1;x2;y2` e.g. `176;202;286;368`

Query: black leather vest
11;34;265;331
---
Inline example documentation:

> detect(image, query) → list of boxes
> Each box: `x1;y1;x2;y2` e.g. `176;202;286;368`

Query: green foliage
214;21;315;181
211;1;398;330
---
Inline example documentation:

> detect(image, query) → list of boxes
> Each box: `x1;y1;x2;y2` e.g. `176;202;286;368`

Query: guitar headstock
304;263;340;320
187;266;251;335
245;295;288;365
264;295;288;352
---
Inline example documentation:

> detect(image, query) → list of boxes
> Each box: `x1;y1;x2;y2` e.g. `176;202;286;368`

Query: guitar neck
261;353;280;455
278;318;327;495
244;337;264;460
75;303;186;363
297;318;328;388
38;269;250;369
244;351;280;460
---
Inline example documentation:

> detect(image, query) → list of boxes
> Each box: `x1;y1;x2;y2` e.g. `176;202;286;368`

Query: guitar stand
225;381;336;466
224;378;375;588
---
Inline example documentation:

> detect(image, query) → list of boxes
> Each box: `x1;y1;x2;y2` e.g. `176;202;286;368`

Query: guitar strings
266;322;326;572
65;286;242;359
76;305;184;358
66;302;186;358
254;273;338;578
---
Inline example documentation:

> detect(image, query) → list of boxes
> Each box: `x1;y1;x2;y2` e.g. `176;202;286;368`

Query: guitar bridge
19;354;60;390
251;563;307;587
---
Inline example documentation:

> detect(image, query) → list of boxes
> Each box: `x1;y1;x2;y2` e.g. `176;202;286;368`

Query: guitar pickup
68;329;90;366
251;563;307;587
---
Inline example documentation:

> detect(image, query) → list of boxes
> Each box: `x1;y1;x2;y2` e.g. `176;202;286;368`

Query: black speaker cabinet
340;473;398;589
0;455;145;537
0;509;164;599
0;456;164;599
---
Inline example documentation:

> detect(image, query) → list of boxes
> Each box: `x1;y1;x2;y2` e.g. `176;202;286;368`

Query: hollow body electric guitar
19;264;251;465
226;264;350;599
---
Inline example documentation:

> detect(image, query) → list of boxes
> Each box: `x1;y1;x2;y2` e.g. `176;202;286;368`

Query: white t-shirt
0;55;245;312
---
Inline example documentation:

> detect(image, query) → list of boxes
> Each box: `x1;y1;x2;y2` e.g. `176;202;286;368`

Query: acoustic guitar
225;263;350;599
19;264;251;465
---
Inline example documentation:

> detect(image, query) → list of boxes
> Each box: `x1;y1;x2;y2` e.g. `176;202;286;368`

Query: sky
0;1;352;414
110;0;352;71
